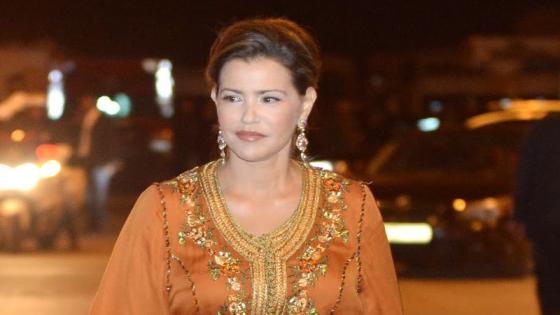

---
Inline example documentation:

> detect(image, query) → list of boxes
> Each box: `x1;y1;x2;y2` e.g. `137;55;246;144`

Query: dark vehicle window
379;124;531;174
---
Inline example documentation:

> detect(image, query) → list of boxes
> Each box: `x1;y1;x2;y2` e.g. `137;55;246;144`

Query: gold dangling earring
217;129;227;163
296;120;309;162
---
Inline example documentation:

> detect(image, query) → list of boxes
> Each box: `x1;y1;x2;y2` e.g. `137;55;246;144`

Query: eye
221;95;242;103
262;96;281;103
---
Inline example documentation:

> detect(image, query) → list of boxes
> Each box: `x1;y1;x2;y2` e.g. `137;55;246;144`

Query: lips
235;131;266;141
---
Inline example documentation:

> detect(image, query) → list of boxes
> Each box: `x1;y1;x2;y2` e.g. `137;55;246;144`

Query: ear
298;87;317;122
210;86;218;105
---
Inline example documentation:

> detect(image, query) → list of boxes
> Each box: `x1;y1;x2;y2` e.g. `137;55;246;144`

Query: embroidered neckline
211;160;308;240
201;160;320;259
170;160;351;315
201;160;321;315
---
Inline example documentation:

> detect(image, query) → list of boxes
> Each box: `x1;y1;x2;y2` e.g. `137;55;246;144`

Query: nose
241;100;259;124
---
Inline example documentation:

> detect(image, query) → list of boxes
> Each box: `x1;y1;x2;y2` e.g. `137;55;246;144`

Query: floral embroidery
173;170;217;248
287;171;349;315
169;163;350;315
171;169;248;315
202;160;320;314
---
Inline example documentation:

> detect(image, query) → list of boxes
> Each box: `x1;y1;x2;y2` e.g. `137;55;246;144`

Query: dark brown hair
205;17;321;95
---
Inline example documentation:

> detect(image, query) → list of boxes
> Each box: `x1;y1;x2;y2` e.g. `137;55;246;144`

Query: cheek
269;108;300;135
216;106;237;128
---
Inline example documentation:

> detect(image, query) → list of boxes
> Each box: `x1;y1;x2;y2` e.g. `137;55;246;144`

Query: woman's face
212;57;316;163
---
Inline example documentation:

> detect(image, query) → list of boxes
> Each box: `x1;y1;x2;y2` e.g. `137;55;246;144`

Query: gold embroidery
329;253;355;314
171;254;201;314
287;171;350;315
201;160;321;315
173;168;248;315
159;182;205;315
355;183;368;293
330;183;368;313
154;183;173;294
172;161;354;315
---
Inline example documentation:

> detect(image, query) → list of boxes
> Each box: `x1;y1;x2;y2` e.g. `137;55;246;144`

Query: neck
217;153;300;196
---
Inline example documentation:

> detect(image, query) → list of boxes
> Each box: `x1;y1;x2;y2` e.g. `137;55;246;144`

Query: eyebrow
219;88;287;95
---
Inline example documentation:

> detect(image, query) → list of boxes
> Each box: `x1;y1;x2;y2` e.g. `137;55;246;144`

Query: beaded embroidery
286;171;350;315
170;168;248;315
168;162;352;315
201;161;320;315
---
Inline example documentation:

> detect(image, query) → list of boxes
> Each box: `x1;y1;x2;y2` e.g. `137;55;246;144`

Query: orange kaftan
90;160;403;314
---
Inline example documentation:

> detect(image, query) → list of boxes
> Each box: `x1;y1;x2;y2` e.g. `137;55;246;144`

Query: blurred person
514;113;560;315
172;99;203;171
90;18;402;314
76;95;122;232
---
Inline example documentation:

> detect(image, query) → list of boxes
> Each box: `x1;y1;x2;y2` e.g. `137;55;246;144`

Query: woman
90;18;402;315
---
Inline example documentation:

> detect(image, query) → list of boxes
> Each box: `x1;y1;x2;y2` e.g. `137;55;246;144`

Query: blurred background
2;0;560;314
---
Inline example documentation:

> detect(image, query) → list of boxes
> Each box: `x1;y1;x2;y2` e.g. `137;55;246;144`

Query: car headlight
453;196;512;225
14;163;41;190
0;162;43;191
39;160;62;178
0;198;30;216
384;222;434;244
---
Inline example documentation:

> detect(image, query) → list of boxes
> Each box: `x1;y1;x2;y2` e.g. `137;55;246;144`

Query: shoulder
120;165;208;245
313;166;381;220
310;166;374;205
149;162;214;219
125;163;206;218
122;184;168;228
157;162;213;198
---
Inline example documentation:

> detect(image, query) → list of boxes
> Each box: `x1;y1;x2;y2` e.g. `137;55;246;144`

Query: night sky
1;1;558;65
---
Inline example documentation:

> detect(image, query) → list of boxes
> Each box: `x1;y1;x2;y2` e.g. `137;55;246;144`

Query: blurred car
316;101;560;276
0;103;86;251
366;123;532;276
365;101;560;276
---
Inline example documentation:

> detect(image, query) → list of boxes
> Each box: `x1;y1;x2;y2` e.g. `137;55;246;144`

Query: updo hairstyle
205;18;321;95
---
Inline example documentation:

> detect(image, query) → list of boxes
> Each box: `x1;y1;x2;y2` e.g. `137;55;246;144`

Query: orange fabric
90;173;402;315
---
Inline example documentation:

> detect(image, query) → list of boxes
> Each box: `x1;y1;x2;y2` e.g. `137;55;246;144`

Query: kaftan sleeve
89;185;170;315
359;184;403;314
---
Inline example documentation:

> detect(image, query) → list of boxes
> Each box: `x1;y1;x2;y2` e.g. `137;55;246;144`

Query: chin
227;145;288;163
229;151;274;163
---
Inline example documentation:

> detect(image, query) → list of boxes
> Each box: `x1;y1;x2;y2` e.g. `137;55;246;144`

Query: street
400;277;539;315
0;232;540;315
0;236;111;315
